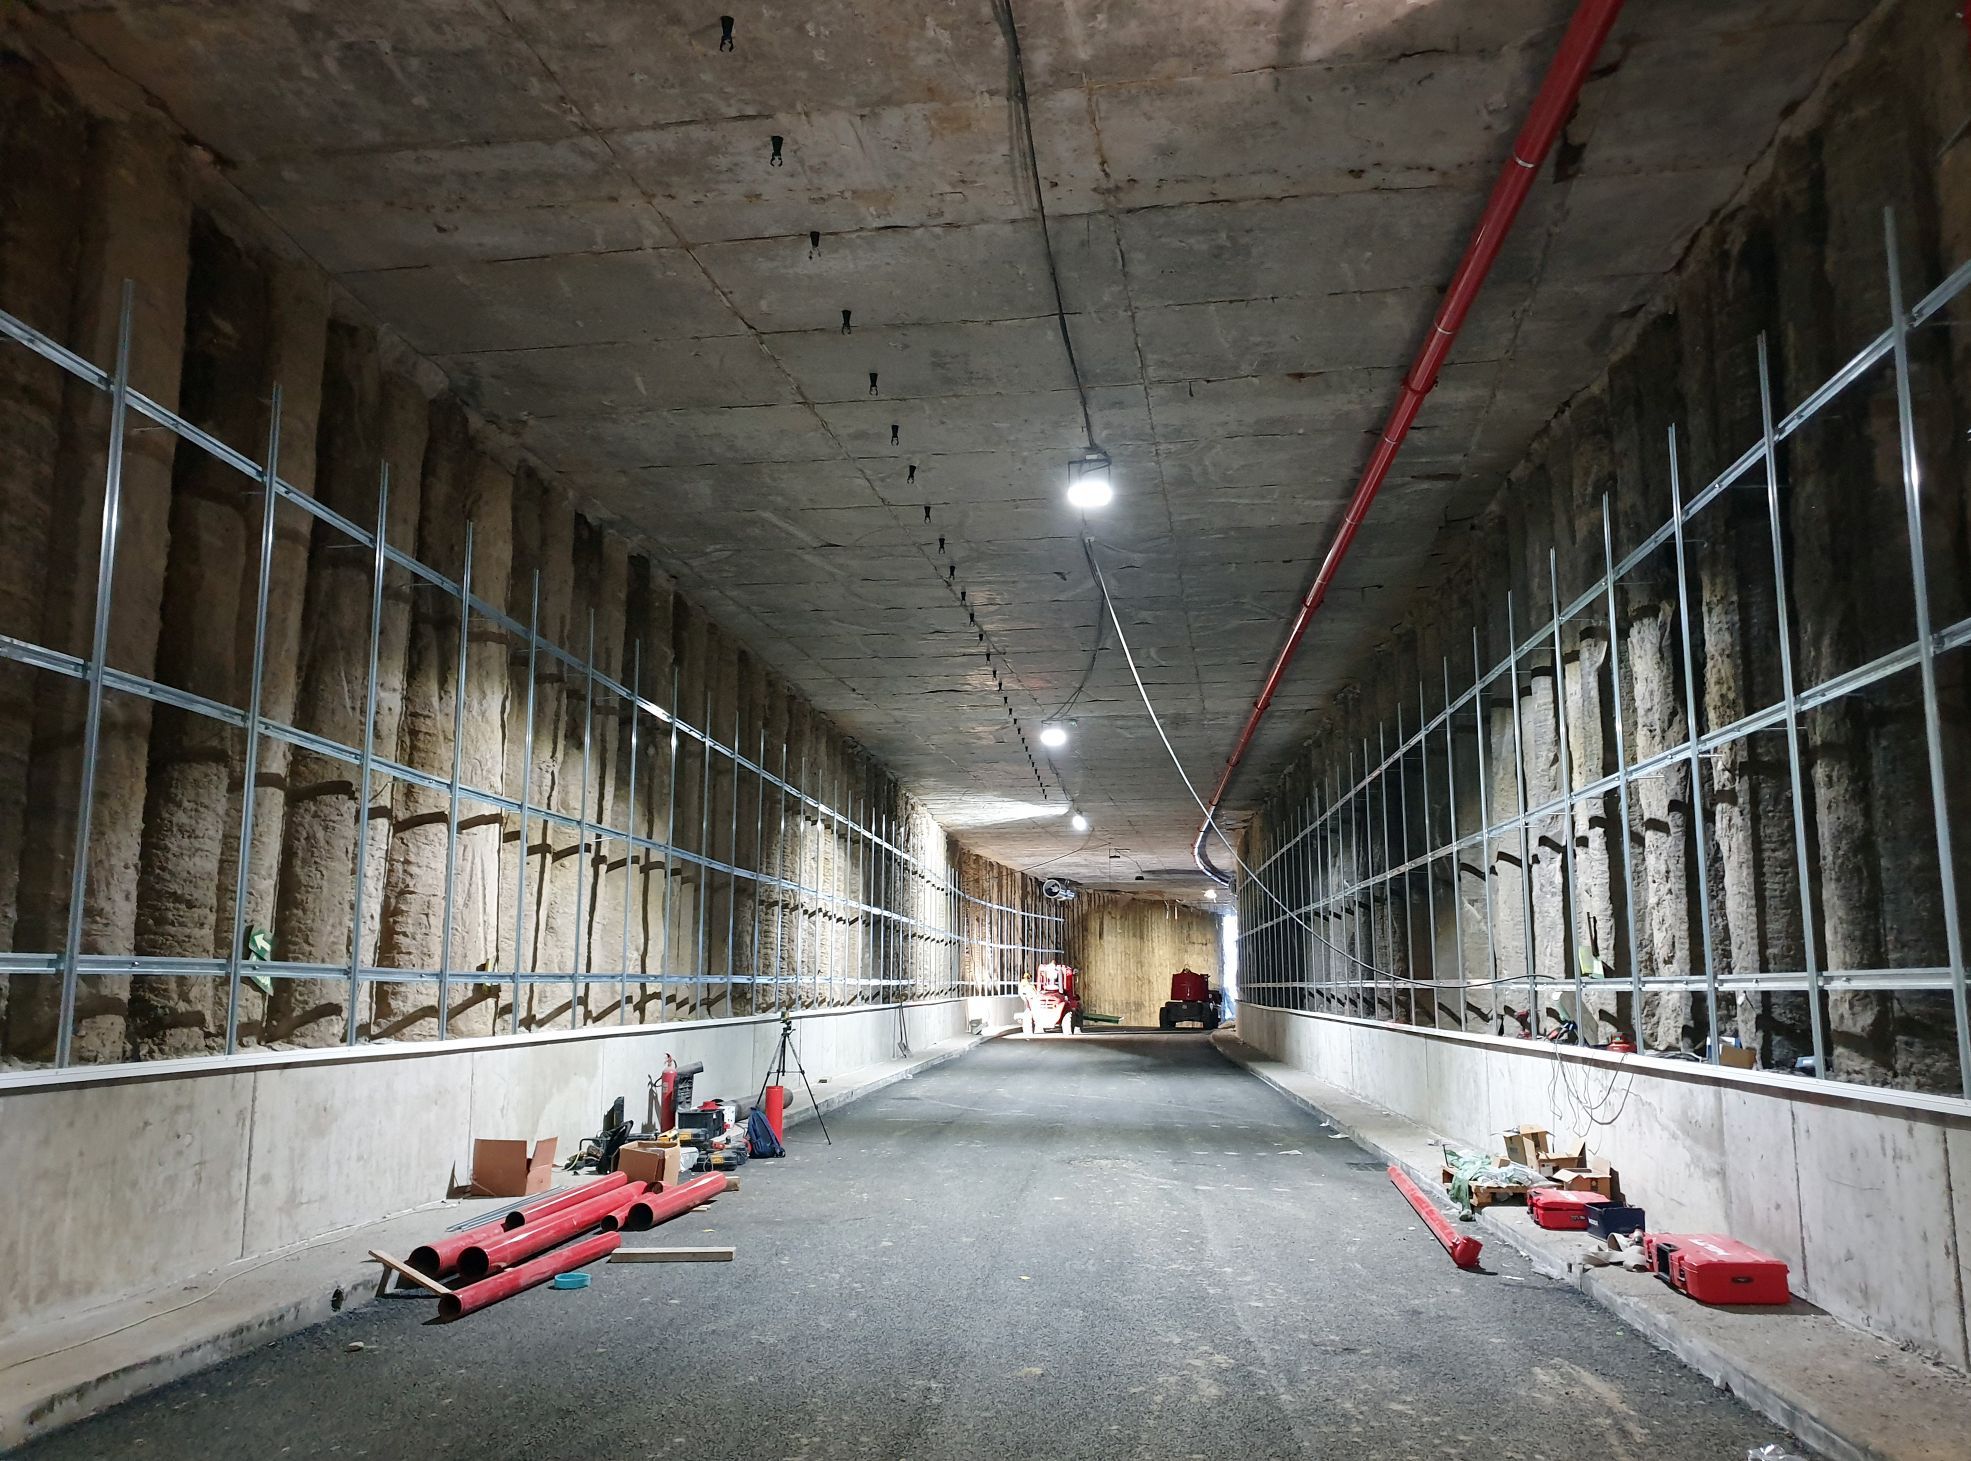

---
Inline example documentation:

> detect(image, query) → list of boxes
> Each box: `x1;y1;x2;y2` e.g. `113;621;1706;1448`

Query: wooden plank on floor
368;1250;450;1297
608;1245;736;1264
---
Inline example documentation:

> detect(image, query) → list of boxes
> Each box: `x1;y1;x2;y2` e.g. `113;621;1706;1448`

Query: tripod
758;1009;830;1145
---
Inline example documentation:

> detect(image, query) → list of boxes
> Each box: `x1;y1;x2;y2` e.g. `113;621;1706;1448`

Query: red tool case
1528;1188;1610;1230
1641;1233;1790;1305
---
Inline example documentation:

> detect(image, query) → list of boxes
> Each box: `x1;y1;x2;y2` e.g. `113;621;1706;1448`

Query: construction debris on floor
368;1071;796;1323
1395;1122;1792;1305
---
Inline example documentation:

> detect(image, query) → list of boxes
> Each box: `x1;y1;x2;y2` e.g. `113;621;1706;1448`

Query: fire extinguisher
659;1054;704;1132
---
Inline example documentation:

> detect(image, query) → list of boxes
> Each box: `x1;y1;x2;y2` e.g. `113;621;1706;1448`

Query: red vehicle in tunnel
1019;962;1081;1036
1159;968;1222;1031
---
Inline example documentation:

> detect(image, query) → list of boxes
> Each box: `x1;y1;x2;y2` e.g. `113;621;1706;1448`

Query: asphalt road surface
21;1031;1805;1460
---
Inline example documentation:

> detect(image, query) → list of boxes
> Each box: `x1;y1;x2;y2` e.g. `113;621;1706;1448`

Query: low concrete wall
0;995;1017;1340
1238;1001;1971;1372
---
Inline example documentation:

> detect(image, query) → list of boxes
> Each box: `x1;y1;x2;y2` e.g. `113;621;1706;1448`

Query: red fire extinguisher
659;1054;704;1132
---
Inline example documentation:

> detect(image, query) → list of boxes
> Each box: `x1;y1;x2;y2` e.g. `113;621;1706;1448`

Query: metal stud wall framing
0;292;1062;1072
1238;212;1971;1102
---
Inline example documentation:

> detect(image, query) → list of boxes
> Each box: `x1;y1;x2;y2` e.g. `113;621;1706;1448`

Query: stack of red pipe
406;1170;729;1321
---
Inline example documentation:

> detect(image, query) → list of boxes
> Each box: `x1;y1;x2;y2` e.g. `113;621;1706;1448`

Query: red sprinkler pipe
438;1230;621;1321
501;1173;630;1231
1388;1167;1483;1270
409;1215;514;1281
618;1170;727;1233
1192;0;1627;883
457;1182;647;1281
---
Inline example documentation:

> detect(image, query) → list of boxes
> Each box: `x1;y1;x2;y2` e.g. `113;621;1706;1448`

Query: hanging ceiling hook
719;15;735;50
769;134;784;166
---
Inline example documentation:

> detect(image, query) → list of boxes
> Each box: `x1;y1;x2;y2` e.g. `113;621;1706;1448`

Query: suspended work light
1039;723;1069;749
1070;812;1089;832
1065;451;1113;510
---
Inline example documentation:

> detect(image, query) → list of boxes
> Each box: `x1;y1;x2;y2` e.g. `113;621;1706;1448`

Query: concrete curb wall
0;994;1019;1346
1234;1002;1971;1374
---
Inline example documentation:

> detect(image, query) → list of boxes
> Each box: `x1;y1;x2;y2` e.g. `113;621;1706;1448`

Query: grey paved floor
20;1032;1806;1459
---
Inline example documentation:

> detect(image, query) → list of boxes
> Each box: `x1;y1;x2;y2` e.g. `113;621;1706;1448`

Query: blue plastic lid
550;1271;592;1290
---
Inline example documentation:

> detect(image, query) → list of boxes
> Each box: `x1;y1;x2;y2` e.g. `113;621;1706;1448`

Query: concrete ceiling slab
24;0;1870;895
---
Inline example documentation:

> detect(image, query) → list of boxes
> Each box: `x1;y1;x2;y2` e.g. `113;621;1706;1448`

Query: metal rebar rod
56;281;135;1069
225;384;283;1057
347;465;390;1046
1884;210;1970;1099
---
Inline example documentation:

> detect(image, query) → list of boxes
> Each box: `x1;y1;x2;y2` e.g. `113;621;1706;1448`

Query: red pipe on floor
457;1183;647;1281
1388;1167;1483;1270
408;1216;514;1280
502;1173;631;1231
437;1230;621;1321
618;1170;727;1232
1192;0;1628;883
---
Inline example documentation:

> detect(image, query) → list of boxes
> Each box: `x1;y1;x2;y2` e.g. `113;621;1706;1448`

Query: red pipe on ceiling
1193;0;1628;884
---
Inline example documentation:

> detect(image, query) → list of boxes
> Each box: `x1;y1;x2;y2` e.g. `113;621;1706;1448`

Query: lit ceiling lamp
1065;450;1113;510
1070;812;1089;832
1039;723;1069;749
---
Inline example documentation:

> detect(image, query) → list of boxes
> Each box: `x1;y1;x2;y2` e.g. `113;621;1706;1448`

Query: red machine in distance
1159;968;1222;1030
1019;962;1081;1036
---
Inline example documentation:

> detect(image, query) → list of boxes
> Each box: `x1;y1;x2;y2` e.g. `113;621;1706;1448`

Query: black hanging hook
922;503;931;521
769;134;784;166
906;463;916;485
841;308;852;334
937;535;945;554
868;371;879;396
719;15;736;50
948;563;956;581
809;230;820;258
890;423;899;446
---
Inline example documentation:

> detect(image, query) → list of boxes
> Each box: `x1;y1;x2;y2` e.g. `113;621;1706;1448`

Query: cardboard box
1551;1167;1617;1198
1718;1044;1757;1070
470;1137;557;1197
1502;1126;1551;1165
618;1141;682;1189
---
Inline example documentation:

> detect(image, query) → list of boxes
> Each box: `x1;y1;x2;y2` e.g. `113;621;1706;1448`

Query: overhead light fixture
1039;723;1069;749
1204;889;1218;902
1070;812;1089;833
1065;450;1113;511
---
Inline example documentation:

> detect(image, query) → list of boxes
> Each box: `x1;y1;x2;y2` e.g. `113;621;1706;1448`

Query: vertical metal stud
1601;498;1645;1038
1506;593;1539;1035
1884;211;1969;1097
347;465;390;1046
1443;658;1467;1032
620;641;640;1025
571;609;596;1030
512;574;539;1035
1472;628;1499;1004
436;524;474;1037
1668;427;1722;1058
225;384;283;1056
57;282;135;1068
1550;551;1584;1044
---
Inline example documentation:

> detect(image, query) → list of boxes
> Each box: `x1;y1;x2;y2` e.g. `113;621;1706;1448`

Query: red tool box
1528;1188;1611;1230
1641;1234;1790;1305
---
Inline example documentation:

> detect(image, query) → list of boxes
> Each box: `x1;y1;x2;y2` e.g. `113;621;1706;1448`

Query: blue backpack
746;1107;785;1158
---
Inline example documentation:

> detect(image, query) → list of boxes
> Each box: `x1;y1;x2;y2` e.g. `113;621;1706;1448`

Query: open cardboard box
618;1141;683;1189
469;1137;558;1197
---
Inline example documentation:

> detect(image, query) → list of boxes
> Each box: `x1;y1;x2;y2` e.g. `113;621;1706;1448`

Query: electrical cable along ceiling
26;0;1879;892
